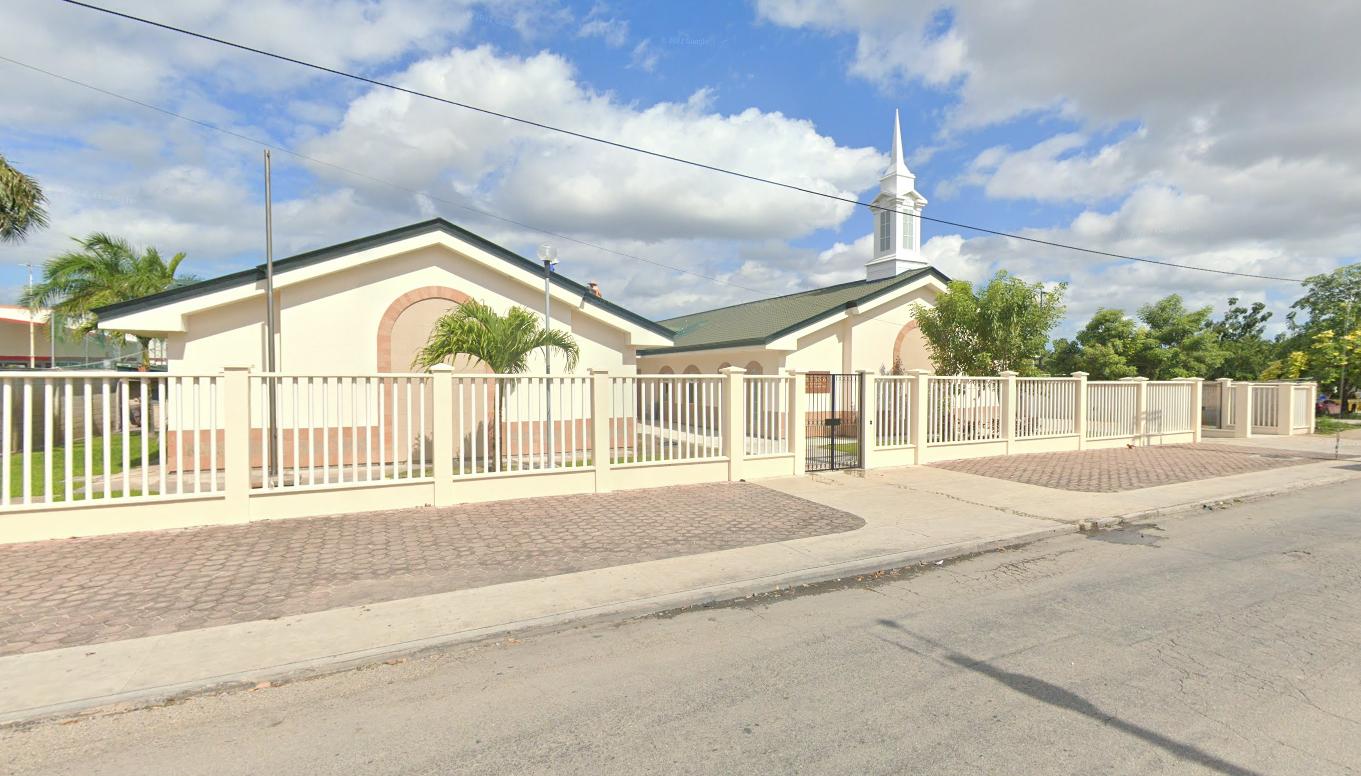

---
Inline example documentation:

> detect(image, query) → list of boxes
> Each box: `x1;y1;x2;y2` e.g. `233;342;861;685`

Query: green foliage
1047;295;1225;380
0;152;49;244
1260;351;1308;381
21;233;195;369
1283;264;1361;395
412;299;580;374
1210;297;1275;379
912;271;1066;376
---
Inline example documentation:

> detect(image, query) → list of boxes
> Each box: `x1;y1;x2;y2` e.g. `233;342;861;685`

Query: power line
0;55;763;295
53;0;1307;284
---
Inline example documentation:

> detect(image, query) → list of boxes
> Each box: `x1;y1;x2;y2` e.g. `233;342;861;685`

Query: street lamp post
537;242;559;465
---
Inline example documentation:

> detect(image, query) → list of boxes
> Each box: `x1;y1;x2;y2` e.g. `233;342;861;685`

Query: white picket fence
0;367;1314;543
1199;380;1318;438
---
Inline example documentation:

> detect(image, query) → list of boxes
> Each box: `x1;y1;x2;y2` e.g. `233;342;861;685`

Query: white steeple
866;110;928;281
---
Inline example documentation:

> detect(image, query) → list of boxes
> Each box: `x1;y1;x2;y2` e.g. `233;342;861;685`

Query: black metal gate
805;373;862;472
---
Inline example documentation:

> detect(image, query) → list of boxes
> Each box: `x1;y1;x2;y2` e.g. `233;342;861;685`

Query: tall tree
1282;264;1361;397
1048;295;1225;380
1211;297;1274;380
912;271;1066;376
1131;295;1224;379
21;233;194;369
0;152;49;244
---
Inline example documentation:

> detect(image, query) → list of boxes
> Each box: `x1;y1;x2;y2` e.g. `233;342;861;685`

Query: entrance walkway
0;483;862;657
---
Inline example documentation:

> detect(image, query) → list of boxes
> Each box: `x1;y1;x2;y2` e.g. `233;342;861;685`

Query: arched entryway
893;320;932;373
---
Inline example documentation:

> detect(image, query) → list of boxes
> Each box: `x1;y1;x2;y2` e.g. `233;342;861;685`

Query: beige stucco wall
637;349;777;375
850;286;936;374
166;245;638;375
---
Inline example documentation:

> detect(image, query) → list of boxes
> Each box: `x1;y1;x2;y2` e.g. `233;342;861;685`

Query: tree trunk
136;336;152;371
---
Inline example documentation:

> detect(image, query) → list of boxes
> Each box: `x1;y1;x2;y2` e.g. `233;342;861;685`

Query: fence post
1274;381;1294;436
908;370;930;464
1000;371;1018;454
1308;382;1318;434
1175;377;1203;443
720;366;746;481
859;370;877;469
222;363;252;515
1072;372;1088;450
788;370;806;475
1233;380;1253;438
1216;378;1234;430
590;369;612;493
430;365;455;506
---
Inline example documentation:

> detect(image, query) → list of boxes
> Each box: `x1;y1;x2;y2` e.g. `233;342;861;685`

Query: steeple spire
888;109;910;177
866;110;928;281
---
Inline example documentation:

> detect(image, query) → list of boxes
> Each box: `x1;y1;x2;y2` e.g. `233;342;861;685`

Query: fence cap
998;370;1019;377
719;366;748;375
427;364;455;373
587;368;610;375
1070;371;1089;378
906;369;932;376
222;363;253;372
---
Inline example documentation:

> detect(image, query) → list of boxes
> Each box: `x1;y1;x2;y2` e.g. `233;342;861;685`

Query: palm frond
412;299;582;374
0;153;49;245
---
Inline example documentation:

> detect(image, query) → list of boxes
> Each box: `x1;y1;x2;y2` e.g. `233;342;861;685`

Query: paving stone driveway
929;443;1338;492
0;483;862;657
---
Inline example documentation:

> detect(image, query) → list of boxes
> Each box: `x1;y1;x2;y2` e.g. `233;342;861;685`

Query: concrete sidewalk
3;446;1359;724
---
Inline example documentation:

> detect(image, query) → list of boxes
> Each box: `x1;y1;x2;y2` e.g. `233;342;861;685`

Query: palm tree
412;299;580;374
22;233;195;370
0;152;49;244
414;299;580;468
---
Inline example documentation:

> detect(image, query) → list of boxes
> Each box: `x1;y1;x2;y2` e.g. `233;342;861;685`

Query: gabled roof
93;219;674;339
639;266;948;356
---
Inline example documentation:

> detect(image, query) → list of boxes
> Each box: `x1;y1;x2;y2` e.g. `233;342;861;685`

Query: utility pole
537;243;558;465
264;150;279;483
21;263;35;368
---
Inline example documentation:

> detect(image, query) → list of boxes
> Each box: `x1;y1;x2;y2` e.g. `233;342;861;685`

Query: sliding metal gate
805;373;863;472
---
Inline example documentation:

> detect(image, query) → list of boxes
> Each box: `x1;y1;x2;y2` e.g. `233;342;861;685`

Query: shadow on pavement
874;619;1263;776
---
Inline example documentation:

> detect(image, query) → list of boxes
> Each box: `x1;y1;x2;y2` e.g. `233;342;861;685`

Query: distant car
1317;398;1342;416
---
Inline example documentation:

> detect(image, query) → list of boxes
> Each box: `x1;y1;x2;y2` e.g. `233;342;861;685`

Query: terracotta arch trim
376;286;473;372
892;319;920;363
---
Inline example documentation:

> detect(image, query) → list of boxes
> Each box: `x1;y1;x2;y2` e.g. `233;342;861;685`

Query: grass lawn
5;434;157;501
1315;417;1361;435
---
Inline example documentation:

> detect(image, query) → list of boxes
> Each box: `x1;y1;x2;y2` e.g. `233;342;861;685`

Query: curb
1077;471;1357;530
0;524;1077;727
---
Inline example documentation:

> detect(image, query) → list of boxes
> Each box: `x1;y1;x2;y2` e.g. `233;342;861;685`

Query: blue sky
3;0;1359;337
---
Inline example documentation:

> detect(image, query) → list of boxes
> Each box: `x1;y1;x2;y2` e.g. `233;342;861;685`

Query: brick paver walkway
929;443;1338;493
0;483;862;657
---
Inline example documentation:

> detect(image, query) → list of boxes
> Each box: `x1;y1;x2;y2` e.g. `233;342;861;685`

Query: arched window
718;362;732;371
744;361;763;375
683;365;700;374
658;365;674;374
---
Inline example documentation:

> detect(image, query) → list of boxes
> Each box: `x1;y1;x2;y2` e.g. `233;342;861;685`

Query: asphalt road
5;479;1361;775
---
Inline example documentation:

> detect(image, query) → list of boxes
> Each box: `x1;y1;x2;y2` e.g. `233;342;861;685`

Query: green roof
641;266;947;356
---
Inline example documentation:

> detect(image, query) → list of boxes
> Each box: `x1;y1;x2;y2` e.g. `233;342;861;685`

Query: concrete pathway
3;440;1359;724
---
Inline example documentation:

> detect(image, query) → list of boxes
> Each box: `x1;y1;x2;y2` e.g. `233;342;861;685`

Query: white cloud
756;0;1361;334
302;45;885;242
578;4;629;48
628;39;659;72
